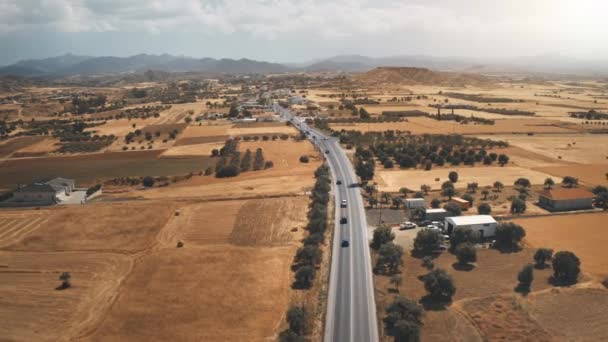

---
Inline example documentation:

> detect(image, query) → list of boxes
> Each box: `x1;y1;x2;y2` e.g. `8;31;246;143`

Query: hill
355;67;490;86
0;54;289;77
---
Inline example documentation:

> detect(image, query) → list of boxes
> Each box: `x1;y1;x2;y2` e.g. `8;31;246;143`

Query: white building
405;198;425;209
445;215;498;239
425;208;449;221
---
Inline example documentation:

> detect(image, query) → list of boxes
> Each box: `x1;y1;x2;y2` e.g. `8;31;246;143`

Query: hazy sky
1;0;607;65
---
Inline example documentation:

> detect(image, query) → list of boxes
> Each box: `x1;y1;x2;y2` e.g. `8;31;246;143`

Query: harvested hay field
231;197;308;246
0;150;212;188
527;287;608;341
0;136;46;158
513;212;608;279
0;210;49;247
375;166;554;192
459;295;553;341
239;140;320;171
85;117;159;136
0;251;131;341
90;245;295;341
10;201;175;253
160;141;224;157
174;135;230;146
158;200;245;246
180;123;232;138
10;137;59;157
476;134;608;164
536;163;608;186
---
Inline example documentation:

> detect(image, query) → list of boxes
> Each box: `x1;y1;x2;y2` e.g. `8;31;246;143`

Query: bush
423;268;456;302
216;165;240;178
477;202;491;215
413;229;442;255
431;198;441;208
455;243;476;265
552;251;580;285
371;226;395;250
142;176;155;187
85;184;102;196
533;248;553;268
299;155;309;163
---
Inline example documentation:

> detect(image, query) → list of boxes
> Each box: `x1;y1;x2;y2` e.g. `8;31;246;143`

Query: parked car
340;217;348;224
341;239;349;247
399;222;416;230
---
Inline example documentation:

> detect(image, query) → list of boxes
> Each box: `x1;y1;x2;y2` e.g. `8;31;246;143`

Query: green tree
286;306;307;335
390;274;403;292
533;248;553;269
481;189;490;200
455;243;477;265
493;181;504;192
253;148;265;170
494;222;526;250
448;171;459;183
240;149;252;171
430;198;441;208
413;229;442;255
477;203;492;215
421;256;435;270
142;176;155;187
450;227;479;249
58;272;71;290
443;202;462;216
383;296;423;341
544;177;555;189
441;187;455;200
375;242;404;275
423;268;456;302
371;226;395;250
498;154;509;166
420;184;431;195
293;265;315;289
510;198;527;214
552;251;580;285
517;264;534;291
562;176;579;188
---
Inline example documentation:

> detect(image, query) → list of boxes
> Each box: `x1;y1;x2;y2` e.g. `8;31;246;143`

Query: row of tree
292;164;331;290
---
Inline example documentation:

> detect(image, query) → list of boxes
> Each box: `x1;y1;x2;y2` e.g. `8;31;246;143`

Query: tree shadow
533;263;550;270
549;276;578;287
451;262;475;272
493;244;523;254
55;283;71;291
514;283;530;296
419;294;451;311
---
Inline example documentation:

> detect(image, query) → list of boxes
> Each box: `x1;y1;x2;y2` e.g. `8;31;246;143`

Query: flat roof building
445;215;498;238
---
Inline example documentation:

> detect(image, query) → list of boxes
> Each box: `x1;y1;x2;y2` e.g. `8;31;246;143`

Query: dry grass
89;245;295;342
375;166;555;192
536;164;608;186
513;212;608;280
9;201;175;253
160;142;224;158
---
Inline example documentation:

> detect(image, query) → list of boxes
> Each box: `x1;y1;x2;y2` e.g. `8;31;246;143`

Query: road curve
274;104;379;342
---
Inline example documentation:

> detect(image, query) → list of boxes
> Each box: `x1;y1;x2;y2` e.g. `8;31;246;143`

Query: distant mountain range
0;53;606;78
0;53;290;77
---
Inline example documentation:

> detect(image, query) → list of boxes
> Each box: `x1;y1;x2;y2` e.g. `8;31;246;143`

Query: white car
341;199;347;208
399;222;416;230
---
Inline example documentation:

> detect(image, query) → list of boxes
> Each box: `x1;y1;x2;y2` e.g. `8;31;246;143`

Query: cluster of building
404;187;597;239
0;177;99;207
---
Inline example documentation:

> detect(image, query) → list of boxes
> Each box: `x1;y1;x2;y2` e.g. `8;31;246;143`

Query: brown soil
356;67;489;87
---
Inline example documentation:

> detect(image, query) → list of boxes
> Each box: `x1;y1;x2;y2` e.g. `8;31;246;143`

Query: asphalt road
274;104;379;342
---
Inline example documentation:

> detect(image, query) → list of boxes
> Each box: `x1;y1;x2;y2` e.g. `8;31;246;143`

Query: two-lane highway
274;104;378;342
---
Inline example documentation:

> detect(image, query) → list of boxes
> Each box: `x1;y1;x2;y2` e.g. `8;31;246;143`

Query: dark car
336;180;342;185
341;240;349;248
325;150;330;154
340;217;347;224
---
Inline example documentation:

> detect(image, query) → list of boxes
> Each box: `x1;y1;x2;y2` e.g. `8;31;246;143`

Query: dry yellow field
513;212;608;280
161;142;224;157
375;166;555;192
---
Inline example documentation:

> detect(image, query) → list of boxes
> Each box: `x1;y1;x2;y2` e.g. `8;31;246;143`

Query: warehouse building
445;215;498;239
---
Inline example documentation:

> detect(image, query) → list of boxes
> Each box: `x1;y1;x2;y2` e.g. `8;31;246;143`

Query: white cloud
0;0;606;59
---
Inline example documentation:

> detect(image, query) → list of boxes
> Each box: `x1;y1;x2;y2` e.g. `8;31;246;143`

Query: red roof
538;188;594;201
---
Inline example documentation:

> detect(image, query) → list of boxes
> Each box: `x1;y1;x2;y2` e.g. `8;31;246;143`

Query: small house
538;188;594;212
450;197;470;210
12;177;76;205
425;208;449;221
445;215;497;238
405;198;425;209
